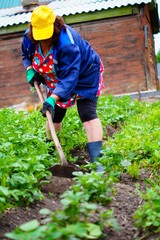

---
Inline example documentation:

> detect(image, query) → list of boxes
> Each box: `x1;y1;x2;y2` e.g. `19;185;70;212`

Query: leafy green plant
5;189;118;240
97;95;145;126
1;95;160;240
0;186;19;216
71;171;114;204
127;162;140;179
0;108;52;210
57;95;146;160
133;185;160;235
5;214;102;240
57;107;86;162
101;101;160;173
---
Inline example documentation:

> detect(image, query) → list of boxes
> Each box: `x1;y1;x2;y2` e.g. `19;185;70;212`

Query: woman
22;5;104;168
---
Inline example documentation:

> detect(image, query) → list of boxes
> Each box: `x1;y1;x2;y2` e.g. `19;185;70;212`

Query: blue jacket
22;25;101;101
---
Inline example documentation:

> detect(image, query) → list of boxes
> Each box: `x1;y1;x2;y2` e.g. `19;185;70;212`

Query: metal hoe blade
48;164;81;178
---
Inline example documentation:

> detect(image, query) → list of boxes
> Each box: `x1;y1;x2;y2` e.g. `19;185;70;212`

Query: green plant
5;214;102;240
5;189;116;240
127;162;140;179
0;186;19;216
57;107;86;162
97;95;144;126
101;101;160;173
133;185;160;235
71;171;113;204
1;95;160;239
0;108;52;211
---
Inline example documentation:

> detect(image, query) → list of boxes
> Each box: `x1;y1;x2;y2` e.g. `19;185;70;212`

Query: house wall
0;33;40;108
0;6;158;108
72;9;158;95
142;5;158;89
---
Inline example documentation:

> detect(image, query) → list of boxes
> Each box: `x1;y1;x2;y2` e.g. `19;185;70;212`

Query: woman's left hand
40;96;56;121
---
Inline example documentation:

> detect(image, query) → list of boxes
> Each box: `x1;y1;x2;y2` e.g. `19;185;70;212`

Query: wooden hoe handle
34;82;68;165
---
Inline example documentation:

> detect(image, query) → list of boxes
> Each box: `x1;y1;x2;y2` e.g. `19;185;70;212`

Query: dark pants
53;97;98;123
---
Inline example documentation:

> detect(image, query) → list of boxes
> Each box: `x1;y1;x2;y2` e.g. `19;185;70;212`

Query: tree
156;49;160;63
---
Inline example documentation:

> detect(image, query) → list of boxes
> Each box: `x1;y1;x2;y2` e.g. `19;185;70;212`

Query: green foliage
97;95;144;126
0;108;52;210
5;188;117;240
6;219;102;240
5;172;119;240
1;95;160;239
133;185;160;234
71;171;113;204
58;95;145;160
100;100;160;173
0;186;18;215
126;162;140;179
156;49;160;63
57;106;86;162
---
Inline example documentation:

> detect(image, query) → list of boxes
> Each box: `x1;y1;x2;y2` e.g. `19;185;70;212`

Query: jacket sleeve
21;31;35;70
52;44;81;101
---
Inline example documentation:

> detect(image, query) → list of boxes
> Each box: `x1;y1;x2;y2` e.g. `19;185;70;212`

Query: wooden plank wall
0;8;158;108
73;13;157;95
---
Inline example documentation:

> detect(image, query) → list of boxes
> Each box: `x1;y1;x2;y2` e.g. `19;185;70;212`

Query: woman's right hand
26;68;46;86
26;68;36;86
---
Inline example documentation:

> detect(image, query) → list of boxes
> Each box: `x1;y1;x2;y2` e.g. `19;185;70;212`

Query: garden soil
0;125;159;240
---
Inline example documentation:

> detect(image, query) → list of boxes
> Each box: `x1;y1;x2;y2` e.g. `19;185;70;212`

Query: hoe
34;81;82;178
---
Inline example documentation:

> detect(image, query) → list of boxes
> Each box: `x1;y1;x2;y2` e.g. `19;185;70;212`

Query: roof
0;0;157;28
0;0;48;9
0;0;21;9
48;0;155;16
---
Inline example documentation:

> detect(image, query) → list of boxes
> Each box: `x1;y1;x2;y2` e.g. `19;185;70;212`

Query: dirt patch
0;177;72;240
0;172;154;240
106;124;121;138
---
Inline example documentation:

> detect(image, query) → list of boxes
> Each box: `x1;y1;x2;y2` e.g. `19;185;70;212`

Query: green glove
45;96;56;107
26;68;35;83
26;68;46;87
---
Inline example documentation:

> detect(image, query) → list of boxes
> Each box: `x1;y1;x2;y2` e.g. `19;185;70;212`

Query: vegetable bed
0;95;160;240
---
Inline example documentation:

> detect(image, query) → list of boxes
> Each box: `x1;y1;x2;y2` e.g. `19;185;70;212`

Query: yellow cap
31;5;56;40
